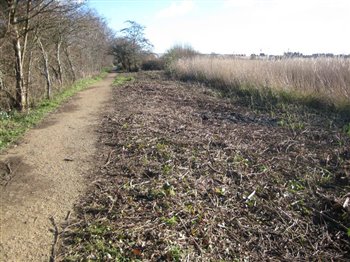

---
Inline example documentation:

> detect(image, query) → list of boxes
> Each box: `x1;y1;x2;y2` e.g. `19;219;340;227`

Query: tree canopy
112;20;153;72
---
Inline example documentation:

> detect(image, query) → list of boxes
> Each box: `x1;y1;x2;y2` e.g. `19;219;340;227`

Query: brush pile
59;72;350;261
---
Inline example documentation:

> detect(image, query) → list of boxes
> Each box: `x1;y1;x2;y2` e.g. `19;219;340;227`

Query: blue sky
86;0;350;55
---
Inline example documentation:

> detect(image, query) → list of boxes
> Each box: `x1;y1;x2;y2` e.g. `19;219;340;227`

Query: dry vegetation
57;72;350;261
170;56;350;112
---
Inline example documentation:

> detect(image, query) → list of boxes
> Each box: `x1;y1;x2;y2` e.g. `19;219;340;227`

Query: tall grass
170;56;350;112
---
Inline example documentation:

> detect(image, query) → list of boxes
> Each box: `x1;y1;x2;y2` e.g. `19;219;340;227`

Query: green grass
113;75;135;86
162;216;178;226
344;123;350;136
0;72;107;151
63;222;132;262
168;246;183;262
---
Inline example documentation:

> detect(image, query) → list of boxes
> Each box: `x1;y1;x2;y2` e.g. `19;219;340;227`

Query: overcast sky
87;0;350;55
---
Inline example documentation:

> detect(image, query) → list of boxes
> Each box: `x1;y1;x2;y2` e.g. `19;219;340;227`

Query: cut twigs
57;72;350;261
49;216;60;262
103;149;115;167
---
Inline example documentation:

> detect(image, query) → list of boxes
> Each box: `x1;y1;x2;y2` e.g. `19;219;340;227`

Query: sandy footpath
0;73;115;261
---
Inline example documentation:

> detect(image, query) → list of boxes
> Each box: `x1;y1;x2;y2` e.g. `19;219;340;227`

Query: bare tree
5;0;28;110
113;20;153;72
0;0;113;111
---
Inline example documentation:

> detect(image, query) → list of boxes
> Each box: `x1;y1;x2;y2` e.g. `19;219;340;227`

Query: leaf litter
57;72;350;261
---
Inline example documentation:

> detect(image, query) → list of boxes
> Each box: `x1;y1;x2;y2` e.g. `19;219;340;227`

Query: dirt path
0;73;115;261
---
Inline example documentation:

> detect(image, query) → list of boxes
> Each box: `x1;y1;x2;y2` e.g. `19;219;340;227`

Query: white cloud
156;0;195;19
147;0;350;54
223;0;281;9
223;0;255;8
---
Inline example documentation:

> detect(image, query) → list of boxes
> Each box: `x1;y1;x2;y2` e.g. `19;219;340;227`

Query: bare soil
58;72;350;261
0;73;115;261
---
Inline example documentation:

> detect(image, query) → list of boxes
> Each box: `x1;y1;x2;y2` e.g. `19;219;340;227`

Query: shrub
162;44;200;71
141;58;164;71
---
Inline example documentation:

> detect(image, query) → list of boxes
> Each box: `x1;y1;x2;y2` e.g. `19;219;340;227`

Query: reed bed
171;56;350;110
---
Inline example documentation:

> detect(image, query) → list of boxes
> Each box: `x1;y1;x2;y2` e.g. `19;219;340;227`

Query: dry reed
171;56;350;108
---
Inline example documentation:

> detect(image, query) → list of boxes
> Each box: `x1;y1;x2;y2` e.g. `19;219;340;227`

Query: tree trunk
21;1;31;63
26;49;33;105
9;0;27;111
56;40;63;86
38;38;52;99
13;36;26;109
64;47;76;82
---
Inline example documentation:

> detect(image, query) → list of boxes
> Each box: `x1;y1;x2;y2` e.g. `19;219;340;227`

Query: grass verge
112;75;135;86
0;72;107;151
